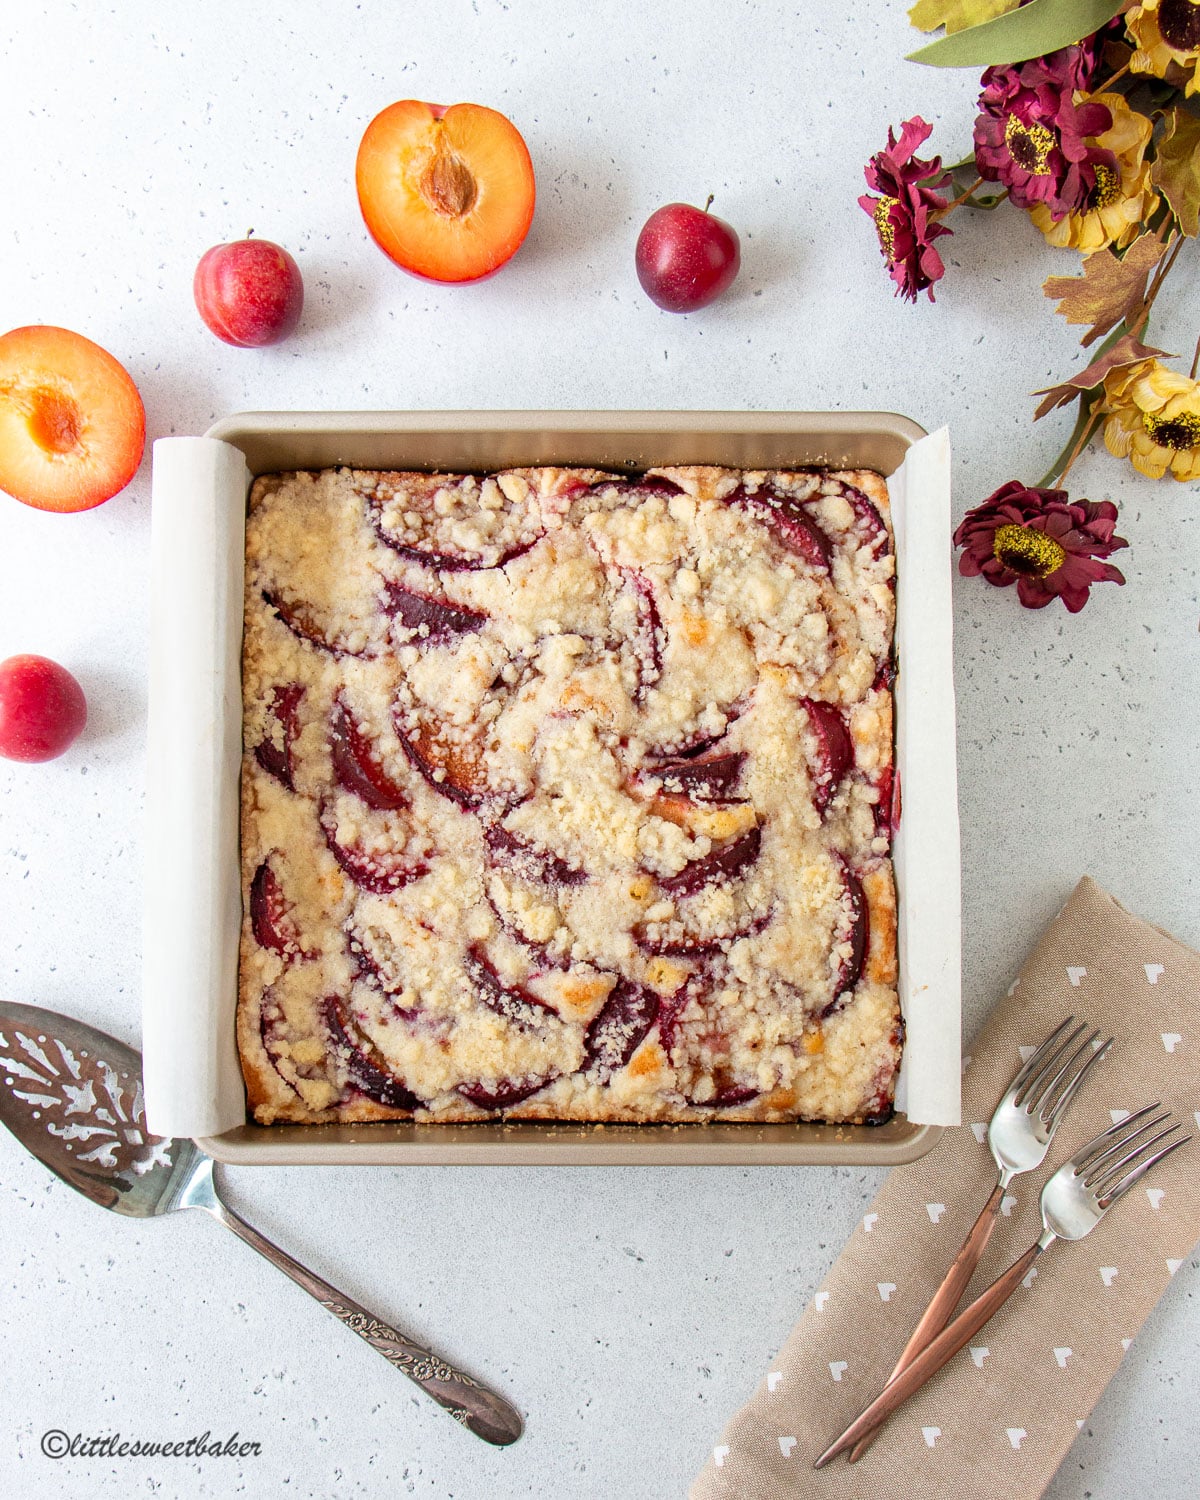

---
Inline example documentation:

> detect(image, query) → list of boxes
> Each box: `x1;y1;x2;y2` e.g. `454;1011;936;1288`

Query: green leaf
907;0;1126;67
908;0;1018;35
1151;107;1200;238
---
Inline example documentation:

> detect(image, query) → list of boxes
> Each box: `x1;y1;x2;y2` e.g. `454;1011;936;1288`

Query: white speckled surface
1;2;1197;1496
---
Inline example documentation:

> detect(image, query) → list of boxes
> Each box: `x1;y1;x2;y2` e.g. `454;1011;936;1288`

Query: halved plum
250;858;312;961
661;825;761;896
457;1076;552;1111
347;923;403;992
582;979;659;1080
329;694;410;811
0;325;145;512
262;590;365;657
650;751;746;803
382;580;487;642
483;825;585;887
822;859;870;1016
800;699;854;814
322;993;422;1111
254;683;304;790
395;711;490;807
463;944;556;1029
356;101;536;284
319;803;429;894
724;483;832;573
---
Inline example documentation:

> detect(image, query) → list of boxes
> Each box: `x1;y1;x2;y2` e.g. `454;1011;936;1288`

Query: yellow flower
1127;0;1200;96
1029;93;1158;251
1104;360;1200;480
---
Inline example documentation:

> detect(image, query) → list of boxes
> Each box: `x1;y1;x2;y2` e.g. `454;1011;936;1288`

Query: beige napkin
692;877;1199;1500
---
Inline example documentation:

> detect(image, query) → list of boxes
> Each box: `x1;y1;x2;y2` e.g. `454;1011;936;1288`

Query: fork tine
1032;1027;1102;1121
1042;1034;1112;1130
1012;1018;1084;1107
1079;1110;1172;1182
1098;1132;1191;1207
1005;1016;1075;1099
1069;1102;1162;1173
1088;1121;1184;1195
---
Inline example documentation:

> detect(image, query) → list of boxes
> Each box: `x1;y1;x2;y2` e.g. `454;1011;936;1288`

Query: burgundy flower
859;117;952;304
973;51;1116;219
953;481;1128;613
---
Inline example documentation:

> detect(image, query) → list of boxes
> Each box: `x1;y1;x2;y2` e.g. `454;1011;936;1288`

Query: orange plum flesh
0;326;145;513
356;101;536;283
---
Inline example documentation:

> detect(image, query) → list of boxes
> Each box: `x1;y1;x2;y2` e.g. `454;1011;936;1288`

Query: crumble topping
237;464;901;1125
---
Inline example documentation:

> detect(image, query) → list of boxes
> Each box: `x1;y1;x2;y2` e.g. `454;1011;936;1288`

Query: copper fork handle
846;1178;1007;1461
814;1238;1045;1469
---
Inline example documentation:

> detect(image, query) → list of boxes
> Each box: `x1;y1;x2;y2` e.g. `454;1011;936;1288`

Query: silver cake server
0;1000;522;1447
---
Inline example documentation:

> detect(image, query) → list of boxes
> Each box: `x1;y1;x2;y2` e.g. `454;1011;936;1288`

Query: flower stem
942;176;984;213
1099;61;1131;89
1037;399;1102;488
1128;233;1184;338
1190;329;1200;382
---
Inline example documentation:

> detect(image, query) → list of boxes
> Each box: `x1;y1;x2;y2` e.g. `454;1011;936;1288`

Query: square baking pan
144;410;960;1166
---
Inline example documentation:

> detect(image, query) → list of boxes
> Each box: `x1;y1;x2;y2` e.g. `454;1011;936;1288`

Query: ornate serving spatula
0;1000;522;1447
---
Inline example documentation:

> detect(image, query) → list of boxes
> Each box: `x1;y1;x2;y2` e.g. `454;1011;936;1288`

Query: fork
846;1015;1111;1462
815;1104;1191;1467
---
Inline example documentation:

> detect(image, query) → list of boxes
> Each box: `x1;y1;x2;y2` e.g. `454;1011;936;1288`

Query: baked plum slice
382;581;487;642
649;750;746;803
457;1076;553;1111
635;905;770;959
483;825;586;887
620;568;664;703
250;858;312;961
821;859;870;1017
800;699;853;814
723;483;832;573
322;993;422;1111
582;979;659;1081
661;825;761;896
395;711;491;808
367;475;543;571
463;944;557;1029
589;473;684;498
841;481;891;556
319;803;429;894
254;683;304;790
873;764;900;844
329;694;410;811
262;590;367;656
708;1077;760;1109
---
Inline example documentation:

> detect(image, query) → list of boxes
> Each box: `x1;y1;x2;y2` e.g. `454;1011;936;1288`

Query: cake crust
237;464;900;1126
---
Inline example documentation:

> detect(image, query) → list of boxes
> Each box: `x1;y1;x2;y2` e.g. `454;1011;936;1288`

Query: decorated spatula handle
206;1194;523;1447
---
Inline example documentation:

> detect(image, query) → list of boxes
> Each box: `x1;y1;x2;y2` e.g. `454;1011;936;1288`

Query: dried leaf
908;0;1125;67
1151;107;1200;239
1032;334;1171;419
908;0;1017;35
1042;234;1165;348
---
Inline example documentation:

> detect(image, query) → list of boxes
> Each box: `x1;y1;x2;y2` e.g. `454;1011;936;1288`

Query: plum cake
237;464;901;1126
